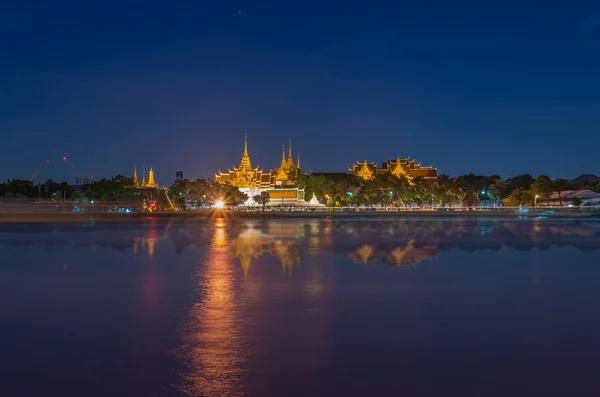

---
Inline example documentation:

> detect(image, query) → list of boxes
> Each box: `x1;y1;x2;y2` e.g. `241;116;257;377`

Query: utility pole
92;152;96;183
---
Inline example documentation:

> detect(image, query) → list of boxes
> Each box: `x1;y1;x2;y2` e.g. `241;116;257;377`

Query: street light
535;195;539;207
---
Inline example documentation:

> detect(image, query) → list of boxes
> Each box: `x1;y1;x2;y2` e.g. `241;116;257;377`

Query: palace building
349;156;437;181
215;133;309;206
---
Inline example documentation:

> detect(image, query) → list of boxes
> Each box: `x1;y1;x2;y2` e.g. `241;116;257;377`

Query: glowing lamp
214;199;225;209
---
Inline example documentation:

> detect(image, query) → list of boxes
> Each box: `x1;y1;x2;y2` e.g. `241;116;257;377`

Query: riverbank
0;209;599;223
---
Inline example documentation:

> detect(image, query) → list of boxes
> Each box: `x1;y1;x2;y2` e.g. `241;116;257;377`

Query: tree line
1;173;598;207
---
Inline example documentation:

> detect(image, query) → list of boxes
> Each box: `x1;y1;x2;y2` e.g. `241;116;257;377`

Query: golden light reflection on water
179;219;246;397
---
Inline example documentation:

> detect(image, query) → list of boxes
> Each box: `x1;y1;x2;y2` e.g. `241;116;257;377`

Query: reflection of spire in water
132;223;172;258
133;230;159;257
349;240;438;267
350;244;377;264
385;240;437;267
272;239;300;275
231;225;304;278
179;219;246;397
232;227;271;279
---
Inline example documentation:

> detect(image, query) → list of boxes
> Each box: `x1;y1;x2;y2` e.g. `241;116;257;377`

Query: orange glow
178;219;246;397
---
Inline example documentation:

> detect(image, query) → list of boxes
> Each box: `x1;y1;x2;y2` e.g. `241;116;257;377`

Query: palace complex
349;157;437;181
215;134;309;206
215;132;438;206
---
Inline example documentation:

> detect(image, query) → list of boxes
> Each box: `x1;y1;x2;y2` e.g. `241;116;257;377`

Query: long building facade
349;157;437;181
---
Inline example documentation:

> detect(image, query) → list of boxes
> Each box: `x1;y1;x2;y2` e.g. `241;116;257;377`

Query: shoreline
0;209;599;223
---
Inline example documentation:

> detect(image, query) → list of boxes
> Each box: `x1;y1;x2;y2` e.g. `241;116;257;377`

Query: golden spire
297;152;300;169
142;166;146;186
238;130;253;171
279;144;287;170
276;144;289;181
133;165;139;186
148;167;156;187
286;137;295;169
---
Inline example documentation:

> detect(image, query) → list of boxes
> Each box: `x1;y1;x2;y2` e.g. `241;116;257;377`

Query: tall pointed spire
142;166;146;186
148;167;156;187
279;144;287;170
133;165;139;186
238;129;253;171
297;152;300;169
286;137;295;168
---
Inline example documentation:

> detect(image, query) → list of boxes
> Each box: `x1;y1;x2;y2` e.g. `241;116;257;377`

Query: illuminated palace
215;134;308;206
349;157;437;181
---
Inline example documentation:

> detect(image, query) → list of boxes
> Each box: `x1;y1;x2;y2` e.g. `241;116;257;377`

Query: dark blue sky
2;1;600;184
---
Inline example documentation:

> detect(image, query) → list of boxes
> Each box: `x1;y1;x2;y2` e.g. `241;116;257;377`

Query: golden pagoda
131;165;160;190
133;165;139;186
349;156;437;180
216;132;308;206
274;144;289;182
272;138;301;187
215;131;273;190
147;167;158;188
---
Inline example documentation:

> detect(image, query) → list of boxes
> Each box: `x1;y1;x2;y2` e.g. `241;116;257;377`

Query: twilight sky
1;1;600;184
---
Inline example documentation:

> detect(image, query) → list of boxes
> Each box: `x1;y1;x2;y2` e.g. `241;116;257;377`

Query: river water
1;217;600;396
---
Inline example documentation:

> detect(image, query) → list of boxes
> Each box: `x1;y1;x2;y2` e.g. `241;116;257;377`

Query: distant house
541;190;600;206
568;174;600;187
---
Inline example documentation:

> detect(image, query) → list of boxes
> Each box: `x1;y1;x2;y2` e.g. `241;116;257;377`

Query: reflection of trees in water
177;219;246;397
1;218;600;267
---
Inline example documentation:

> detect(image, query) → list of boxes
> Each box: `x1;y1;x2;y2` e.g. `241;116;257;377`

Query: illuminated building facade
215;133;307;206
349;157;437;180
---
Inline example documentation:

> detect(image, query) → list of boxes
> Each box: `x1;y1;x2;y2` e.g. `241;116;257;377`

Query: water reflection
179;218;246;397
1;219;600;275
3;218;600;396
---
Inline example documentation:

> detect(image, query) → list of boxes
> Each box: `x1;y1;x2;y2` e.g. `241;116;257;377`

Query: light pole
535;195;539;207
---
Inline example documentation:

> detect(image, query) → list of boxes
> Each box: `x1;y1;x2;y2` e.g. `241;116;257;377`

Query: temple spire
297;152;300;169
142;166;146;186
279;144;287;169
286;137;295;168
148;167;156;187
238;129;253;171
133;165;139;186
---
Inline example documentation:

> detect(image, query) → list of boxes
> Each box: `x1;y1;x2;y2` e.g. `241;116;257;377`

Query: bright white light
214;199;225;209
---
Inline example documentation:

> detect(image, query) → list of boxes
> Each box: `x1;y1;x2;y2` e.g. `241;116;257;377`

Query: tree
505;174;535;196
572;197;582;207
434;174;461;207
552;178;569;206
530;175;553;206
389;175;412;207
298;174;327;202
260;191;270;211
462;190;480;207
502;188;534;207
